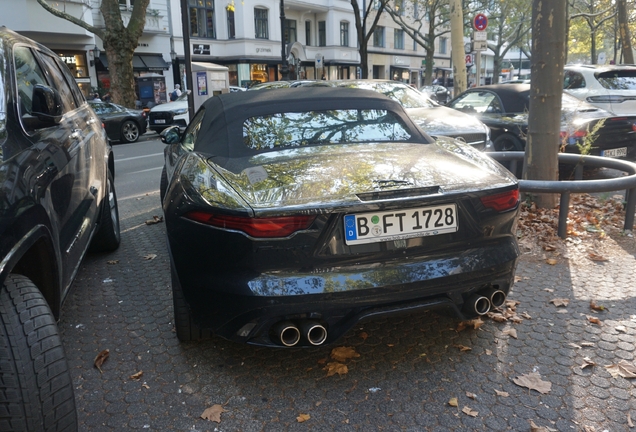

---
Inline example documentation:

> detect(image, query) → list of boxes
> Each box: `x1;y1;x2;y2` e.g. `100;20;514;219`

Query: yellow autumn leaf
297;413;310;423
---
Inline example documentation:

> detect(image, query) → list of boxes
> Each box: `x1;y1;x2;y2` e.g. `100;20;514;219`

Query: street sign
474;31;487;41
473;13;488;31
474;41;488;51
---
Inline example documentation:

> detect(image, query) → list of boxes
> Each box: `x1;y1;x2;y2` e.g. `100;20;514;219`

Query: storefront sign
193;44;210;55
393;56;406;65
255;47;273;54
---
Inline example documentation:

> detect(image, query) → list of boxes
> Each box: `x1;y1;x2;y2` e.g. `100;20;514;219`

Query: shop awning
97;54;170;71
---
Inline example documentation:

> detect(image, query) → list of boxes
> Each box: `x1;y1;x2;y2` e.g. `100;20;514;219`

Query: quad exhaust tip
465;293;491;316
272;320;328;346
482;287;507;309
273;321;301;347
300;321;328;346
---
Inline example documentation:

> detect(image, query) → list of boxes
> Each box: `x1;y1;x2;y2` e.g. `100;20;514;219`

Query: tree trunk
449;0;466;96
618;0;634;64
360;43;369;78
524;0;567;209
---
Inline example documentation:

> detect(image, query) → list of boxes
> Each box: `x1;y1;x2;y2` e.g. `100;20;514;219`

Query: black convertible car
160;88;520;348
89;100;147;143
448;84;636;159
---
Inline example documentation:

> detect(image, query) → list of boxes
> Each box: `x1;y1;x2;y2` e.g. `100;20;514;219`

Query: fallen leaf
544;288;554;293
513;372;552;394
330;347;360;362
454;344;472;352
543;244;557;251
142;383;150;389
550;298;569;307
628;412;634;428
296;413;310;423
569;343;582;349
324;362;348;377
143;253;157;261
605;360;636;379
485;349;492;355
145;215;164;225
503;328;518;339
315;401;322;407
588;252;608;262
530;420;549;432
581;342;595;347
487;312;507;323
448;397;458;407
514;276;522;282
94;349;109;373
359;332;368;341
520;312;532;319
494;389;509;397
129;371;143;380
457;318;484;331
466;392;477;399
581;357;596;369
616;326;627;333
201;405;227;423
589;300;606;311
546;258;558;265
587;316;602;325
461;406;478;417
107;260;119;265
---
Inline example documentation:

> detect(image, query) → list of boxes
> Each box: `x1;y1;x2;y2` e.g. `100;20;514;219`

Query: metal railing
489;152;636;238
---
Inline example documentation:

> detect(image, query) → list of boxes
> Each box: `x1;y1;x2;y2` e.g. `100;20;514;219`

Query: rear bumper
171;236;519;347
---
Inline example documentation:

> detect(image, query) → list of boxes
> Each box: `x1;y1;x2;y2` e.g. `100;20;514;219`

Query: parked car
448;83;636;159
0;27;120;430
148;90;191;133
89;100;147;143
564;64;636;115
160;88;520;347
419;85;451;104
250;80;493;151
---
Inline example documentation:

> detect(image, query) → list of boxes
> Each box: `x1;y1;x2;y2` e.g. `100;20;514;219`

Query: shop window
251;64;268;83
340;22;349;47
255;8;269;39
394;29;404;50
58;52;89;78
285;19;297;44
227;9;235;39
373;26;384;48
189;0;216;39
318;21;326;47
305;21;311;46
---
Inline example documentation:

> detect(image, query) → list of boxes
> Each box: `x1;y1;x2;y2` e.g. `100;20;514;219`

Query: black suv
0;27;120;430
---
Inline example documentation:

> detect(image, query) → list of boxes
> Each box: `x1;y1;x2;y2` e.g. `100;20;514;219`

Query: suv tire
89;171;120;252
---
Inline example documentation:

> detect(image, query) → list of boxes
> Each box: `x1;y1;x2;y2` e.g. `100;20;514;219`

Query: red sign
473;13;488;31
465;54;473;65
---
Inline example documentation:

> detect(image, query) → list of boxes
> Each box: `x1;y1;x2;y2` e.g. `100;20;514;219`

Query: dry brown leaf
142;383;150;389
589;300;606;311
359;332;368;341
587;316;602;325
543;244;557;251
296;413;310;423
530;420;549;432
605;360;636;379
145;215;164;225
466;392;477;399
628;412;634;428
461;406;478;417
513;372;552;394
324;362;348;377
487;312;507;323
581;357;596;369
330;347;360;362
129;371;143;380
503;328;518;339
107;260;119;265
616;326;627;333
201;404;227;423
550;298;569;307
494;389;509;397
448;397;458;407
94;349;109;373
569;343;582;349
520;312;532;319
485;349;492;355
514;275;522;283
143;253;157;261
581;342;595;347
545;258;558;265
588;252;609;262
544;288;554;293
454;344;472;352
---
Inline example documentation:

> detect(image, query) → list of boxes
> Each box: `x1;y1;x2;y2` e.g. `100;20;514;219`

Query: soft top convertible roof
193;87;430;157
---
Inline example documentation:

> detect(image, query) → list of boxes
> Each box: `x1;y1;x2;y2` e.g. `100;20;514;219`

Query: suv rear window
596;70;636;90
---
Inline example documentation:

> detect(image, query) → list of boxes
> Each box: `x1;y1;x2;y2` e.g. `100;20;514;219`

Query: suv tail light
480;189;519;212
184;211;316;238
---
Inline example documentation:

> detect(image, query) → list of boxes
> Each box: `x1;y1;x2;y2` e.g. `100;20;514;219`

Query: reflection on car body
160;88;520;348
89;100;147;143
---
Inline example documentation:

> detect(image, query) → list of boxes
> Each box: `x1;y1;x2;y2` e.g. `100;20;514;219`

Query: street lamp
279;0;289;80
90;45;101;67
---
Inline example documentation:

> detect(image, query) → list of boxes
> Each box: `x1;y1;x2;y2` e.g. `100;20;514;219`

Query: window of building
318;21;326;46
227;9;235;39
394;29;404;49
340;22;349;47
254;8;269;39
285;19;297;44
305;21;311;46
189;0;216;39
373;26;385;48
439;37;447;54
394;0;405;15
413;2;418;19
118;0;135;8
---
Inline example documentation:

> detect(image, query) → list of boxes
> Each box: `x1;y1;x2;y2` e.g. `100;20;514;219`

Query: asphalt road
57;141;636;431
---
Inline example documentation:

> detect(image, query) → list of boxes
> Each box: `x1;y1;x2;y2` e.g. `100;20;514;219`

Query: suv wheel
0;275;77;431
120;120;140;143
89;171;121;252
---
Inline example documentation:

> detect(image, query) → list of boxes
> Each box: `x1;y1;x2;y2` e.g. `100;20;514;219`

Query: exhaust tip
273;321;301;347
464;293;491;316
483;287;507;308
303;322;328;346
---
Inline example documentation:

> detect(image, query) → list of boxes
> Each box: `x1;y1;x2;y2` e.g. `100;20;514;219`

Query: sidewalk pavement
60;190;636;431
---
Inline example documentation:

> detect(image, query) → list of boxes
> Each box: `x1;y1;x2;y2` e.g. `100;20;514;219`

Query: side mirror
160;126;181;144
31;84;63;124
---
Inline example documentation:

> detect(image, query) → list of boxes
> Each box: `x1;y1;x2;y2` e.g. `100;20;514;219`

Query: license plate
344;204;458;246
154;119;166;124
602;147;627;158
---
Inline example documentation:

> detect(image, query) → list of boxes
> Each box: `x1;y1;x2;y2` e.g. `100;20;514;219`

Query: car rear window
596;70;636;90
243;109;413;150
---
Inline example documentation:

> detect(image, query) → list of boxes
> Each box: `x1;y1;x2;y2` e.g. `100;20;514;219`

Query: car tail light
560;130;587;139
183;211;316;238
480;189;519;212
586;95;628;103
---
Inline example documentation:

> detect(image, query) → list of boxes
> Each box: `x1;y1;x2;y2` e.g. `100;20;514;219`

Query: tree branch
36;0;104;39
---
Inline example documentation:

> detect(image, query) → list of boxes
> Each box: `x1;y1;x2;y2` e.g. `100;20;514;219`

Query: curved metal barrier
489;152;636;238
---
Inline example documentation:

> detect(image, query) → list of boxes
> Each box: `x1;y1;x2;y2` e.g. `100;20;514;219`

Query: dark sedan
160;88;520;348
419;85;451;104
89;100;147;143
250;80;493;151
448;84;636;159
